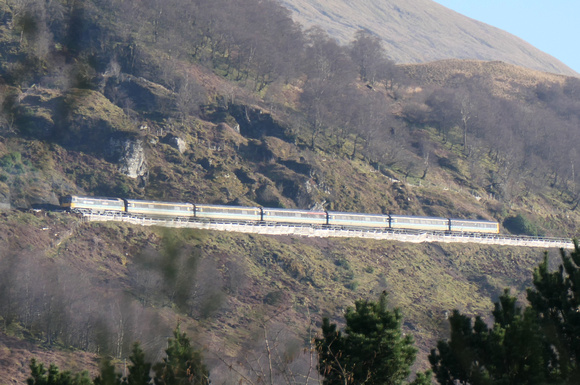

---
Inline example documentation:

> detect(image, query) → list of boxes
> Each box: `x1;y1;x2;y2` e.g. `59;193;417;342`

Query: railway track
81;212;574;249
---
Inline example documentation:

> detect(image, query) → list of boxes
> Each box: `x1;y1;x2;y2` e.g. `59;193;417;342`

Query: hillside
276;0;578;76
401;59;569;98
0;211;552;384
2;0;580;383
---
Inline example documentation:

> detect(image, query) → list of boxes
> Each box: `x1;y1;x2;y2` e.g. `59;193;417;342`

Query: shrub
503;214;542;236
263;290;283;305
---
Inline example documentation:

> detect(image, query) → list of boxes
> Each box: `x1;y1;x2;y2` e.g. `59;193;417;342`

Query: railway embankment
81;212;574;249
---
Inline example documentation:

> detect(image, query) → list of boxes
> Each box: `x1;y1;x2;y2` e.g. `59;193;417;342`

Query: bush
263;290;283;305
335;257;351;270
345;280;359;291
503;214;542;236
0;151;21;168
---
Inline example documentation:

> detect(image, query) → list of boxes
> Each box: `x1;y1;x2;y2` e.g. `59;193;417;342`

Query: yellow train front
59;195;125;214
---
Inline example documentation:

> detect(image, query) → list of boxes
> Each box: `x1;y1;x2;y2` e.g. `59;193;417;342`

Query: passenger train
59;195;500;234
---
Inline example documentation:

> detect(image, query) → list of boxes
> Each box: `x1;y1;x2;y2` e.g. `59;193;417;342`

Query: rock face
107;137;148;179
104;73;176;113
162;134;187;153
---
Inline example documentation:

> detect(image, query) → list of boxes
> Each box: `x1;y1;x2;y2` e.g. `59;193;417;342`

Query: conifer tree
429;290;548;385
153;325;209;385
27;359;93;385
94;359;122;385
429;242;580;385
316;292;428;385
125;343;152;385
527;241;580;383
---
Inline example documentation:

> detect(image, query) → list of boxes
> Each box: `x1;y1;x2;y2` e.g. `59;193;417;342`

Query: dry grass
402;59;568;99
0;211;555;381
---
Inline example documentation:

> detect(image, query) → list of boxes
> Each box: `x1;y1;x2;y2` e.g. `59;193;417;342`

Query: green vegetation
430;241;580;385
27;359;93;385
27;327;208;385
503;214;543;236
153;327;209;385
316;292;431;385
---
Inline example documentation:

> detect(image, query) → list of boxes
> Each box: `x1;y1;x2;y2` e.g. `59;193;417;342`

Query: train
59;195;500;234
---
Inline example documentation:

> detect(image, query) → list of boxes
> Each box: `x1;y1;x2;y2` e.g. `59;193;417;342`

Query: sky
433;0;580;74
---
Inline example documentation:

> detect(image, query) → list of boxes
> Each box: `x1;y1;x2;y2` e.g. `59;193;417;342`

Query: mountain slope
277;0;578;76
3;0;580;382
0;211;551;384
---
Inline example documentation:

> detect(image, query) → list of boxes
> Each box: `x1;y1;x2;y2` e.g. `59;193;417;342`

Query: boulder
107;137;148;178
162;134;187;153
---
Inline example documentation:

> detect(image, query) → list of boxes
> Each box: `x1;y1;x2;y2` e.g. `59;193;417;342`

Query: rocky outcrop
161;134;187;153
104;73;176;114
228;104;291;140
107;137;148;179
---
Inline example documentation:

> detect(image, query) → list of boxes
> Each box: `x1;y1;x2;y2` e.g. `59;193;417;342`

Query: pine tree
94;359;122;385
153;326;209;385
316;292;427;385
27;359;93;385
430;290;553;384
124;343;152;385
527;241;580;383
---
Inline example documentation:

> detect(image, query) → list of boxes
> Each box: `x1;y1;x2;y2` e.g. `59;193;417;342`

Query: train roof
124;199;192;205
64;195;124;202
327;211;387;217
262;207;326;214
449;218;498;223
390;214;448;221
194;204;261;210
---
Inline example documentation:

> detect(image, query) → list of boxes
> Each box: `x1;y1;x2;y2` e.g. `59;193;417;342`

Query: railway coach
59;195;125;214
125;199;194;219
194;204;261;221
390;215;450;231
449;218;499;234
262;207;327;225
327;211;389;228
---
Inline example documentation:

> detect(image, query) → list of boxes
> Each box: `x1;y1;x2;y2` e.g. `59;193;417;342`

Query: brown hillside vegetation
0;333;99;385
402;59;568;98
0;211;555;384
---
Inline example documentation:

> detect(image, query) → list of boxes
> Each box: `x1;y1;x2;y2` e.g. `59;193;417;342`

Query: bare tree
349;30;386;85
176;73;206;121
214;308;319;385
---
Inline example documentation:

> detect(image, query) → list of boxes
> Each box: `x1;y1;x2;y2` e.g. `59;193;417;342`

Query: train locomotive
59;195;500;234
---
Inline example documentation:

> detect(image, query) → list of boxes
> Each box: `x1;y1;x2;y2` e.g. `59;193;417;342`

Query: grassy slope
0;211;554;383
